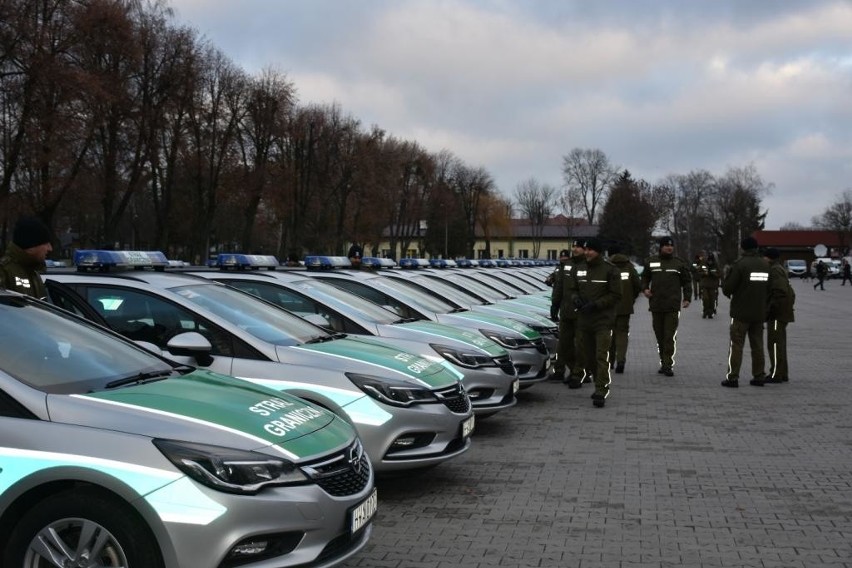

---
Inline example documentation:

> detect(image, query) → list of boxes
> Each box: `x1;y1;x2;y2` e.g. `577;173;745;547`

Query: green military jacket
698;262;721;289
641;253;692;312
767;259;795;323
551;253;586;321
722;250;769;323
567;255;622;326
0;243;48;299
609;253;642;316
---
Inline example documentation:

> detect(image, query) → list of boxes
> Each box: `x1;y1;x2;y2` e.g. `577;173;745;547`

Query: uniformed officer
699;254;721;318
0;216;53;299
568;237;621;407
641;236;692;376
721;236;769;387
763;247;795;383
607;244;642;374
550;239;587;387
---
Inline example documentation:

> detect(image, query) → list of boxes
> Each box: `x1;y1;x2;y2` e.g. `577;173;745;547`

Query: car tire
3;488;163;568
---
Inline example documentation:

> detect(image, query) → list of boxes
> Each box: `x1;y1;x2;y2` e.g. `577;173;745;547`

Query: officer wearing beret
721;236;769;387
0;216;53;299
763;247;795;383
550;239;588;386
641;236;692;376
567;237;621;407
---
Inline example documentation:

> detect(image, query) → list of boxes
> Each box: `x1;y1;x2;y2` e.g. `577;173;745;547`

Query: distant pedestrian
347;243;363;267
545;249;570;288
550;240;588;387
721;237;769;388
813;260;827;290
568;238;621;407
699;254;721;318
691;254;703;300
841;259;851;286
0;216;53;299
641;236;692;376
763;247;795;383
607;245;642;374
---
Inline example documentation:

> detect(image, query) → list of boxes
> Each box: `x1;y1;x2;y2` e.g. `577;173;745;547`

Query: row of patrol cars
0;250;555;567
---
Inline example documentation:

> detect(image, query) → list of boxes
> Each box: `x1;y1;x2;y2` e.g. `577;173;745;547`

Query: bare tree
514;177;556;258
561;147;617;224
658;169;716;259
811;189;852;254
708;164;770;265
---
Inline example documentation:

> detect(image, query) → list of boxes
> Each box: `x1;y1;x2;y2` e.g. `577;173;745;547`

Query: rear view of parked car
0;290;375;568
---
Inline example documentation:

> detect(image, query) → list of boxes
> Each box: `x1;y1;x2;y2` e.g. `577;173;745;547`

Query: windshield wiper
393;317;420;324
105;370;173;389
304;335;334;344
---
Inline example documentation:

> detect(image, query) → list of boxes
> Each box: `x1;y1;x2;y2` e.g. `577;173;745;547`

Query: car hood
393;320;508;357
291;336;460;389
438;312;541;339
47;370;347;458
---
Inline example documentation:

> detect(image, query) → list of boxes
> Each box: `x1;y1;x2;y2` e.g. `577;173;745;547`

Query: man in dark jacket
721;236;769;387
641;236;692;376
698;254;721;318
607;245;642;374
764;247;795;383
550;240;587;386
0;216;53;299
568;238;621;407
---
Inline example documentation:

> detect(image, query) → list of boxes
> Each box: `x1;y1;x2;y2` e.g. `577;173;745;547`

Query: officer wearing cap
567;237;621;407
641;236;692;376
0;216;53;299
550;238;588;386
763;246;795;384
544;249;570;288
721;236;769;388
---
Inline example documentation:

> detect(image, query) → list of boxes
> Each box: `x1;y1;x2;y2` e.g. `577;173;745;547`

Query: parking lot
343;276;852;568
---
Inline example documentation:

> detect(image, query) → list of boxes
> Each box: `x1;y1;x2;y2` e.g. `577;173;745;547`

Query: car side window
84;287;235;356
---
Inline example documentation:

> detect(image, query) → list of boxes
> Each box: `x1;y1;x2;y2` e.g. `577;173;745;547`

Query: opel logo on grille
348;443;363;474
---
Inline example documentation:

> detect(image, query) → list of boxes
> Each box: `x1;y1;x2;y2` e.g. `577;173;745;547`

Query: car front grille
495;355;516;375
532;338;547;354
301;440;371;497
434;383;471;414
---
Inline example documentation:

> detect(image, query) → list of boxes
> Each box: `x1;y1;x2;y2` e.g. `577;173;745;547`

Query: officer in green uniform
699;254;721;318
641;236;692;376
550;240;588;387
763;247;795;383
567;238;621;407
607;244;641;374
0;216;53;299
721;236;769;387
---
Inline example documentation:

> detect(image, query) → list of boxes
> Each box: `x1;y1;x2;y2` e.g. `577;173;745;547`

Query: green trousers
767;319;789;381
609;314;631;364
726;319;766;380
651;311;681;369
555;316;585;380
579;320;612;397
701;288;718;317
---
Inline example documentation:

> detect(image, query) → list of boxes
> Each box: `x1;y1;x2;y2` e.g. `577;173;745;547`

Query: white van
784;259;807;278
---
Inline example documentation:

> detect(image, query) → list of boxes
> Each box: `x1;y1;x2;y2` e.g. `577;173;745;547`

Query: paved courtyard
342;276;852;568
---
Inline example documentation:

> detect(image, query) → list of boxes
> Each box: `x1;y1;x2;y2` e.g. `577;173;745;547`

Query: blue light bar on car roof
217;253;279;270
495;259;510;268
361;257;397;269
399;258;430;269
456;258;478;268
304;256;352;270
74;250;169;272
478;259;496;268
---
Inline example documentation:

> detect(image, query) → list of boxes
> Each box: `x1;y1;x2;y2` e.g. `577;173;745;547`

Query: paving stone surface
342;276;852;568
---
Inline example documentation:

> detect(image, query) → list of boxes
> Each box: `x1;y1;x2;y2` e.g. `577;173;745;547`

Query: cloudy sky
169;0;852;230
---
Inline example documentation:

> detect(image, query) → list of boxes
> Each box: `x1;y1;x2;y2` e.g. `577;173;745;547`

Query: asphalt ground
341;275;852;568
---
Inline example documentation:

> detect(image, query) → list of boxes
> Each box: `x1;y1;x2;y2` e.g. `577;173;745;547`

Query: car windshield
289;278;402;324
369;277;458;313
403;274;483;306
439;273;509;301
0;295;174;394
170;283;328;345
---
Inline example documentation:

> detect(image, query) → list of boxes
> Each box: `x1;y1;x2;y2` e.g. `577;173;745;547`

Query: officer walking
699;254;721;318
567;238;621;407
550;240;588;387
721;236;770;388
0;216;53;299
607;244;642;374
764;247;795;383
641;236;692;376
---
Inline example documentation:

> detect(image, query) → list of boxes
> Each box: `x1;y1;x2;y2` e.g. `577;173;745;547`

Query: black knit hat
658;236;674;247
740;236;758;250
764;247;780;260
559;249;571;257
584;237;603;253
571;239;585;249
13;216;51;249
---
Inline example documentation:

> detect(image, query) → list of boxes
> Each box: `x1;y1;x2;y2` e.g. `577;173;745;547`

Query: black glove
572;297;585;310
550;305;559;321
579;301;597;314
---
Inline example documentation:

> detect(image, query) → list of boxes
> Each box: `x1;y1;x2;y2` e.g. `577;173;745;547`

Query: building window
547;249;557;260
497;249;504;258
518;249;529;259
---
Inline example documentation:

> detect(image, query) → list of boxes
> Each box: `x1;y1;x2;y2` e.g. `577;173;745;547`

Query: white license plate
350;488;378;534
462;415;475;438
513;379;520;394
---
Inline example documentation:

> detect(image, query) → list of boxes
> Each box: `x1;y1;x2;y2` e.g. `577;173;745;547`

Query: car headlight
479;330;528;349
153;439;308;494
346;372;439;407
430;343;493;368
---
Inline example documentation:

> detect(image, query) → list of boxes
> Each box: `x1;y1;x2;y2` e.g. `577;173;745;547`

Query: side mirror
166;332;214;366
